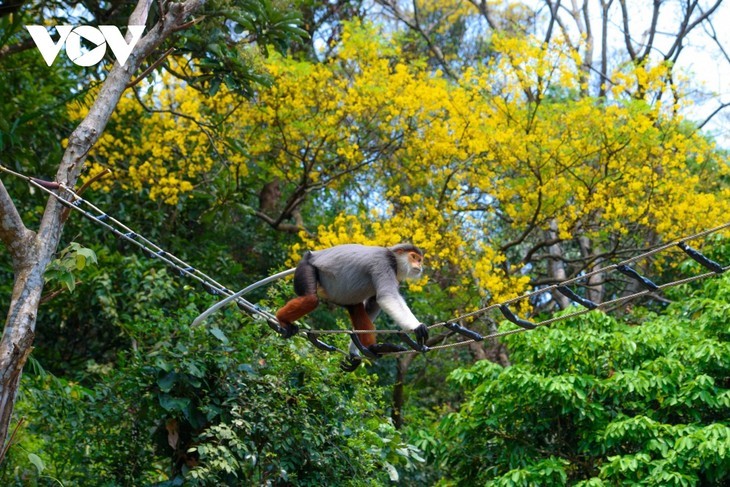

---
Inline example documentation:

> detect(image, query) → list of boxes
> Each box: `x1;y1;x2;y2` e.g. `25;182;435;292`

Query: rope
387;264;729;357
1;164;728;361
433;221;730;327
0;166;279;327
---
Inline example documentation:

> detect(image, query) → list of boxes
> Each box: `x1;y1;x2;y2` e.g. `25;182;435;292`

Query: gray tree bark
0;0;206;462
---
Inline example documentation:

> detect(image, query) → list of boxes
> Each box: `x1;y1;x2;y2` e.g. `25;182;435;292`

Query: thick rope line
0;165;350;353
306;222;729;336
386;264;729;357
437;220;730;326
0;165;278;324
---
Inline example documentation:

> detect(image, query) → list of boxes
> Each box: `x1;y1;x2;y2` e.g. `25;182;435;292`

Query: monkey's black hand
269;319;298;339
415;324;429;349
400;325;430;353
280;323;299;339
340;354;362;372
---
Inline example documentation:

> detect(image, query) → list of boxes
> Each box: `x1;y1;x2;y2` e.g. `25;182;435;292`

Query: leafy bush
6;304;423;486
423;271;730;486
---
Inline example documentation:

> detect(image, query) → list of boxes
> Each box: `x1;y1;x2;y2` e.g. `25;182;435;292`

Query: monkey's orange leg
347;303;376;348
276;295;319;333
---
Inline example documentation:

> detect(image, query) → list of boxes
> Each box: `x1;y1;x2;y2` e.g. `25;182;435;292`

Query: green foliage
6;304;421;486
1;1;729;486
426;271;730;485
44;242;98;292
175;0;308;96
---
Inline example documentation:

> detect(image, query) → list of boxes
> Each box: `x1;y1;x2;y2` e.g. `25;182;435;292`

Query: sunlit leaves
429;272;730;485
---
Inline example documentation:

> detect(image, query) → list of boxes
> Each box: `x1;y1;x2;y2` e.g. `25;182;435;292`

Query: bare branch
127;47;176;88
542;0;561;45
638;0;661;62
254;210;311;235
696;101;730;131
374;0;459;81
617;0;637;60
598;0;613;98
467;0;498;30
700;9;730;65
665;0;723;63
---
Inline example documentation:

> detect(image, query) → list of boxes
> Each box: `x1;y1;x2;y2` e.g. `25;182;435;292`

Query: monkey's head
390;243;424;281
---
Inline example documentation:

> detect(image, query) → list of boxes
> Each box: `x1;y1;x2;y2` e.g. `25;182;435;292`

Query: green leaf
159;394;191;412
28;453;45;474
158;372;177;392
384;462;399;482
76;253;87;271
210;327;229;343
60;272;76;292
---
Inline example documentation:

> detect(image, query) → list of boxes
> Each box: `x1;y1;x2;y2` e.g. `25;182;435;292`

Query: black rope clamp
444;322;484;341
350;333;380;359
340;354;362;372
305;332;339;353
177;266;194;278
349;332;417;359
202;282;222;296
617;264;659;291
398;324;430;352
678;242;725;274
556;285;599;310
499;304;537;329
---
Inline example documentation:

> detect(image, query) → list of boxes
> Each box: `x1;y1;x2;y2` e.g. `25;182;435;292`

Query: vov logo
25;25;145;67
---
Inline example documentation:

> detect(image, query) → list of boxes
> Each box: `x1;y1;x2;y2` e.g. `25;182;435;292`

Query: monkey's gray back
309;244;397;305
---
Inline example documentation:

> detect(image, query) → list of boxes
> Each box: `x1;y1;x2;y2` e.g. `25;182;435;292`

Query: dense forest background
0;0;728;485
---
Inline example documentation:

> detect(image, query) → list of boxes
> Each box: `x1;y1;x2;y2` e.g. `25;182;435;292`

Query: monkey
274;243;429;370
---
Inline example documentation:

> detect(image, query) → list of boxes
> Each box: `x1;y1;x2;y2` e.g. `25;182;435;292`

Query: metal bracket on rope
499;304;537;329
616;264;659;291
202;282;225;296
678;242;725;274
346;332;416;358
268;319;297;339
556;285;599;310
443;322;484;341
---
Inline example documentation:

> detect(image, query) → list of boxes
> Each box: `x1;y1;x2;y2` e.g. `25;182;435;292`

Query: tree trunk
579;235;605;304
392;355;414;429
0;0;205;462
548;220;570;309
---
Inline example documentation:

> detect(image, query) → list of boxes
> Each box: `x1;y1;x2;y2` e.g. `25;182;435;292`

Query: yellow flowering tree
85;20;729;320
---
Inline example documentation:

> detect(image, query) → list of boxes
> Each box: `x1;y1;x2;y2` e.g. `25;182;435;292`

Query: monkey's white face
397;250;424;281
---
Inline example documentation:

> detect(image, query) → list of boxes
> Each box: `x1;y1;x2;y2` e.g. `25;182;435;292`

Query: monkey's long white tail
191;268;296;327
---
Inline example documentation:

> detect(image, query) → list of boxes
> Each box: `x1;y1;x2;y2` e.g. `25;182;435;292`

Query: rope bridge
1;164;727;361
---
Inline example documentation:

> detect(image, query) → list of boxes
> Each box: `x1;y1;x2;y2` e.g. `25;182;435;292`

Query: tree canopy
0;0;728;485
